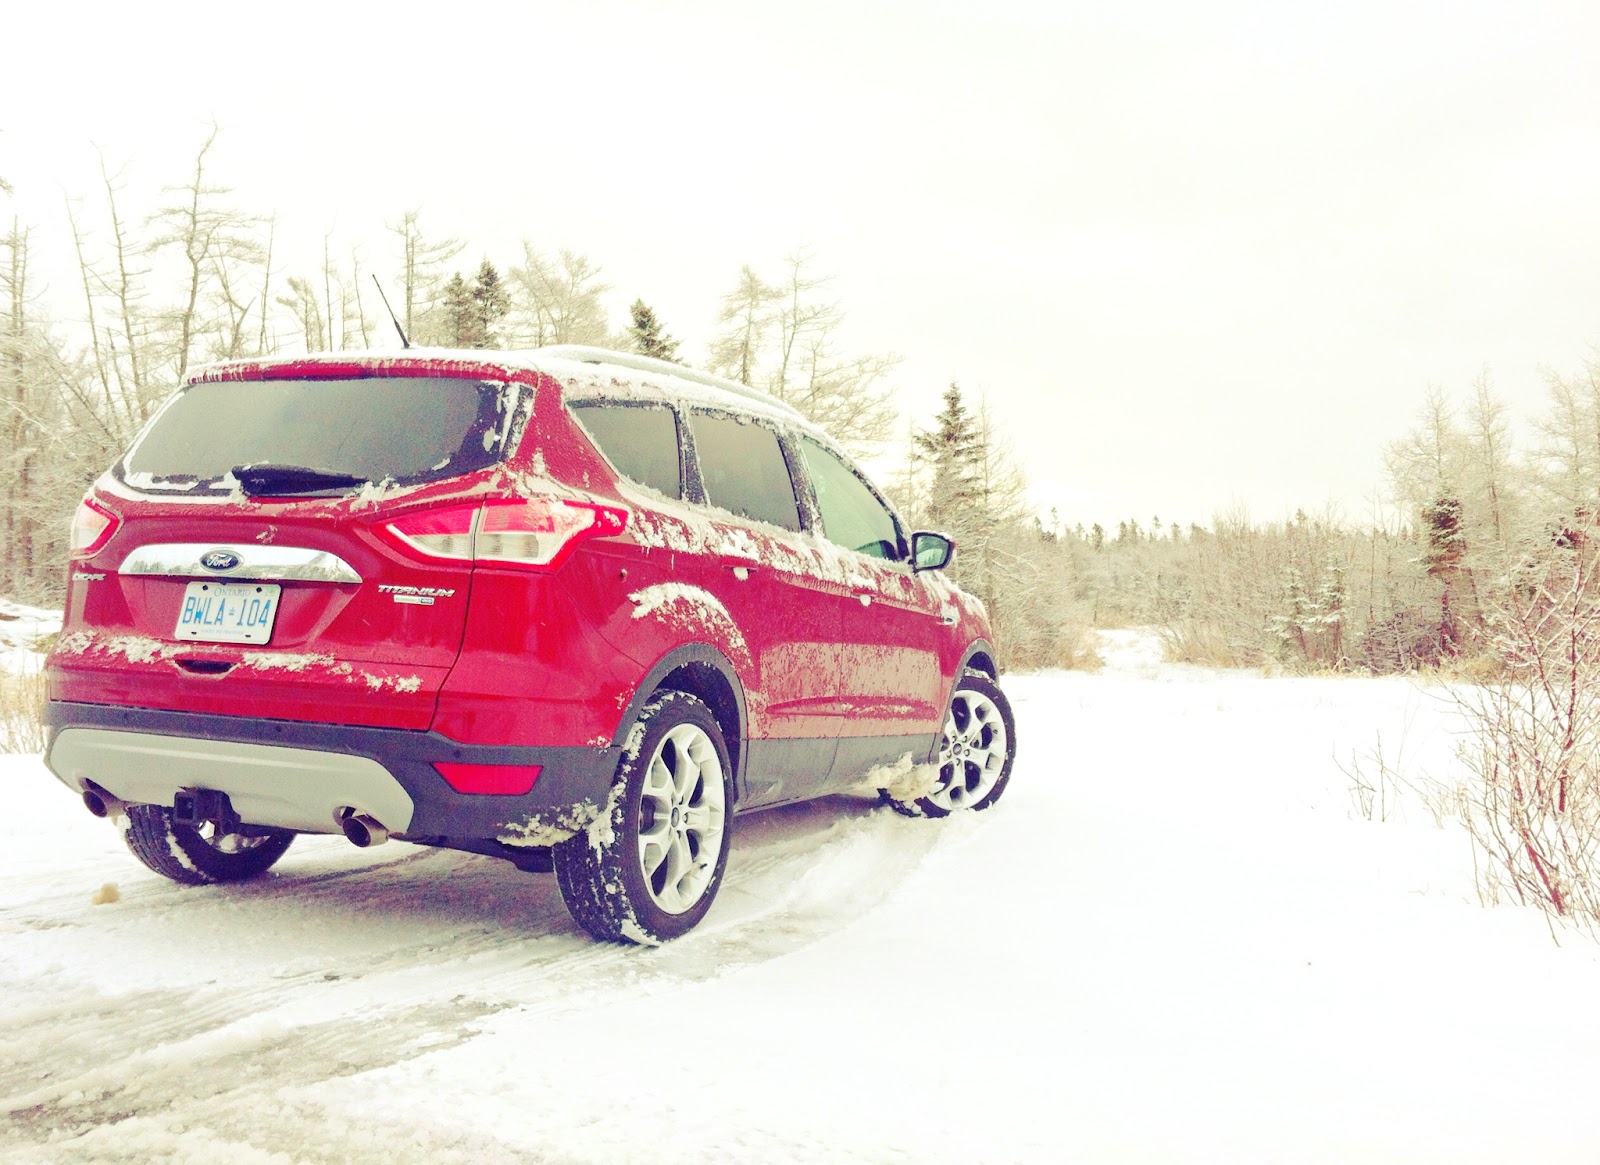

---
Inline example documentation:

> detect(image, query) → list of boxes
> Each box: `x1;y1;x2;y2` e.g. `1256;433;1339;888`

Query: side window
688;412;802;532
798;437;903;560
568;403;682;499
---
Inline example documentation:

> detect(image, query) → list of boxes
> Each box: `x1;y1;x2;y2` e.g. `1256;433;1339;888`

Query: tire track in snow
1;793;975;1156
3;991;503;1137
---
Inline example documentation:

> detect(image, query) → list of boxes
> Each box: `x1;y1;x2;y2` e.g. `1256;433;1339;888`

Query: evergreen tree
628;299;679;362
913;382;982;536
471;259;508;349
1422;494;1465;655
442;272;482;347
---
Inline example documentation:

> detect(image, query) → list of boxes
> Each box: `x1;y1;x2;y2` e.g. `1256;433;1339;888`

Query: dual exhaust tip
81;782;390;849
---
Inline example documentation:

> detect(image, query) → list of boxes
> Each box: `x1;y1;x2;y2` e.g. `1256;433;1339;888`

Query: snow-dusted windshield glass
120;377;519;495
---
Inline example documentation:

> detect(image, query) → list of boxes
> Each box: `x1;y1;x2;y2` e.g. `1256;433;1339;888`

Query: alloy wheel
636;723;728;914
929;689;1010;811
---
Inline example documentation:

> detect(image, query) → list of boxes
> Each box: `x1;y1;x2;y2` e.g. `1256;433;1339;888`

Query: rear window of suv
119;377;521;495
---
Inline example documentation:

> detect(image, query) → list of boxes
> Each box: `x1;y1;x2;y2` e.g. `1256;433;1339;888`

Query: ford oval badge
200;548;242;572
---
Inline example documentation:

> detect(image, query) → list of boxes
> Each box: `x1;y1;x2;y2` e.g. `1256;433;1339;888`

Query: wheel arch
616;643;748;797
958;640;1000;682
936;639;1001;727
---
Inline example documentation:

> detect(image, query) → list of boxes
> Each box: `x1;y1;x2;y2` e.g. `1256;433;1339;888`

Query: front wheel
554;691;734;944
124;804;295;885
885;673;1016;818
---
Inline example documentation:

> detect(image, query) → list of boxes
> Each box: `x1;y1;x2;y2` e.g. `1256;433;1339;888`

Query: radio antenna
371;275;411;349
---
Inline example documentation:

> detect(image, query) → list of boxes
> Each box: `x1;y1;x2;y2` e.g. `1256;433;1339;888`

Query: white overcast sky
6;0;1600;529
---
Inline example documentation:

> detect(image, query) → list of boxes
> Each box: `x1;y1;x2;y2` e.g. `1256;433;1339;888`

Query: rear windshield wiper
233;464;371;497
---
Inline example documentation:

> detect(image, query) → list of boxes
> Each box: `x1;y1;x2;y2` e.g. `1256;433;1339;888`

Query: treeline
8;131;1598;679
0;130;897;605
950;360;1600;676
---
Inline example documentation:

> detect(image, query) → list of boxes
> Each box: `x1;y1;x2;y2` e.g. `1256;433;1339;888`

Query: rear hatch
52;368;528;731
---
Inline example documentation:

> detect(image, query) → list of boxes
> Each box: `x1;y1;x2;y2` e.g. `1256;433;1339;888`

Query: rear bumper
44;700;620;846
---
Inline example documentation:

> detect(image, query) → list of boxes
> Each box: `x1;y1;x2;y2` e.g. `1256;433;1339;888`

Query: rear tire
554;692;733;944
124;804;295;885
885;673;1016;818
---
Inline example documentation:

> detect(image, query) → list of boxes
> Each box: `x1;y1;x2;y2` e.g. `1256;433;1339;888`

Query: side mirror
911;531;954;573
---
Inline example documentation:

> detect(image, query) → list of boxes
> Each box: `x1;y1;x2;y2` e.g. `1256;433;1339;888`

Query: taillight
476;499;627;568
382;504;478;561
69;495;120;558
380;499;627;571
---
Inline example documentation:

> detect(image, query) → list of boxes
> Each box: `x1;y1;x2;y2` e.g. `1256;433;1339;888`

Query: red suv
43;346;1015;942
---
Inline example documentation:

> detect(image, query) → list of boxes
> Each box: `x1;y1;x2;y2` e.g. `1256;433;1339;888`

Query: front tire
554;692;734;944
885;673;1016;818
124;804;295;885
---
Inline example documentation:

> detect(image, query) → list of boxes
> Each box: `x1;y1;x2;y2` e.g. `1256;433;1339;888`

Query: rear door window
120;377;520;495
688;412;802;532
797;437;904;560
568;402;682;499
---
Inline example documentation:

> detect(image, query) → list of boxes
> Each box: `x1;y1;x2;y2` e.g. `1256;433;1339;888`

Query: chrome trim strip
119;543;362;583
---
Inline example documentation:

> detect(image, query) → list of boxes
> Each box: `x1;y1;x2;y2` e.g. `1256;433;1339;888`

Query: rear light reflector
69;495;120;558
433;762;543;795
380;499;627;571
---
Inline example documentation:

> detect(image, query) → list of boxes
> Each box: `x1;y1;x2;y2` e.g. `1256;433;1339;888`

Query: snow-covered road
5;633;1599;1163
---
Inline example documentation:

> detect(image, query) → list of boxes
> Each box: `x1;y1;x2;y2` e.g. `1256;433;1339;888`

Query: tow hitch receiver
173;788;240;834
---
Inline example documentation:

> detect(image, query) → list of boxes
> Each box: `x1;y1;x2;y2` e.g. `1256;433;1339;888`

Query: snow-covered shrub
1453;541;1600;930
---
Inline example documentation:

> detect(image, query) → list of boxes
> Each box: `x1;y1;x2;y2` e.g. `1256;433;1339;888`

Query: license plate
175;581;281;644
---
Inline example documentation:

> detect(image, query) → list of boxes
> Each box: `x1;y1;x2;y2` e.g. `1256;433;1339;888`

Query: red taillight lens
433;762;542;795
380;499;627;571
381;504;479;561
69;495;120;558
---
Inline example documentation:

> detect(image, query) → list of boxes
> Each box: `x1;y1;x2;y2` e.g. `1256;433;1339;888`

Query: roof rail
531;345;804;419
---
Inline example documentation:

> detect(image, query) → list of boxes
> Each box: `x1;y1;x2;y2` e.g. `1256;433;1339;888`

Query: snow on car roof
188;346;814;432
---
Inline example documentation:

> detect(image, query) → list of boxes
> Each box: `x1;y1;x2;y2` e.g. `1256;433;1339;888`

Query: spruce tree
628;299;680;362
1422;494;1465;655
442;273;479;347
471;259;508;349
913;382;982;536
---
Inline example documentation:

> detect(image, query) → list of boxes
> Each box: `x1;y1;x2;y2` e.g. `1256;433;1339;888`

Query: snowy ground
0;599;58;674
5;631;1600;1164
